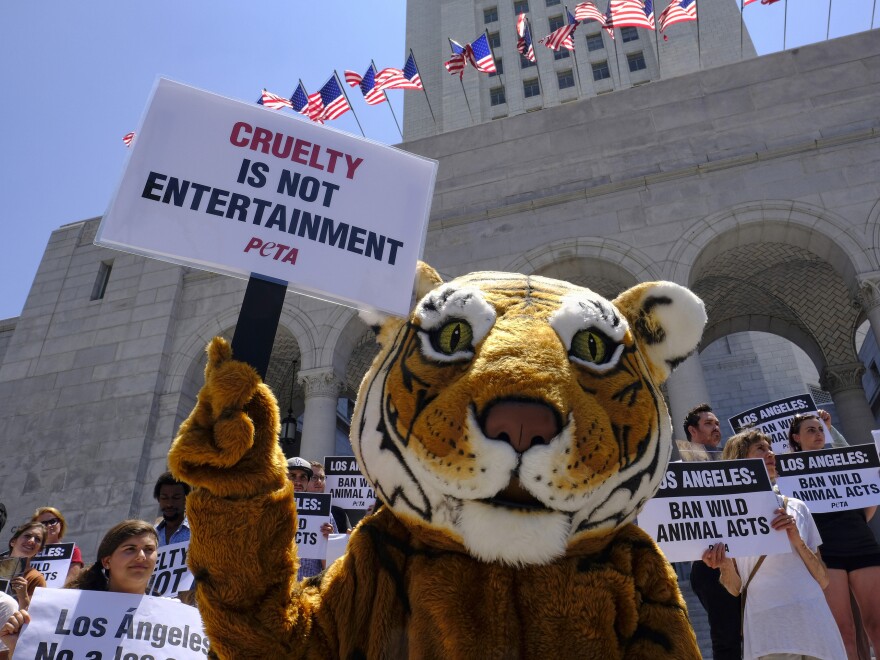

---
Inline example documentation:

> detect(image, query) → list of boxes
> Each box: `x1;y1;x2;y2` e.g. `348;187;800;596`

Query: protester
704;429;846;660
309;461;351;533
6;522;47;610
286;457;313;492
789;412;880;658
30;507;84;583
153;471;190;546
287;457;334;580
0;520;159;654
682;404;741;660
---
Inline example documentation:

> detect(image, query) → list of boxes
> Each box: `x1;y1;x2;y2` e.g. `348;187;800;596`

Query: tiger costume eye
570;329;611;364
433;319;474;355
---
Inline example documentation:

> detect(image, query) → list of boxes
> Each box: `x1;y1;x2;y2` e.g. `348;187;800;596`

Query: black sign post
230;275;287;379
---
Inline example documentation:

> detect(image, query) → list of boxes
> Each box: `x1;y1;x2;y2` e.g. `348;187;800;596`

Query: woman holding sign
30;507;85;584
1;520;159;654
704;430;846;660
789;413;880;659
6;522;47;609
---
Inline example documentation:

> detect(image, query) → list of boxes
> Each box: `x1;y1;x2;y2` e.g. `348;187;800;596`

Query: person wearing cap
286;457;313;492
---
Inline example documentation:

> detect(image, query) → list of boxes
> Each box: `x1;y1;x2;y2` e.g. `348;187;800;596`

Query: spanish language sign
14;588;209;659
146;540;194;598
728;394;819;453
32;543;75;588
294;492;331;561
324;456;376;512
638;459;791;562
775;444;880;513
97;78;438;316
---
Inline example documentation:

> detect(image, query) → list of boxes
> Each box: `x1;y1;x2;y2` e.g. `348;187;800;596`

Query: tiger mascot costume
169;263;706;659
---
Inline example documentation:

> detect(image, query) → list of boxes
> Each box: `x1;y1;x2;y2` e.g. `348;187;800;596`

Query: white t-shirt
736;497;846;660
0;591;17;627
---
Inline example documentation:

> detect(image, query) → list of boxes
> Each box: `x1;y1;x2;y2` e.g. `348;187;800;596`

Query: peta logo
243;237;298;265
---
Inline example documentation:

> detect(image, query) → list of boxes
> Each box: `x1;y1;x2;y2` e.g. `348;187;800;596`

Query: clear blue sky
0;0;875;320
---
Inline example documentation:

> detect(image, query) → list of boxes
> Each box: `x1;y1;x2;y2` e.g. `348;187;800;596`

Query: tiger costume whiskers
169;262;706;659
354;266;705;565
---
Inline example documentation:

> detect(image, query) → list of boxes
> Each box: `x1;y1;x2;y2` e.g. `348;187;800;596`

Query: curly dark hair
787;413;821;452
683;403;713;440
153;471;191;500
66;520;158;592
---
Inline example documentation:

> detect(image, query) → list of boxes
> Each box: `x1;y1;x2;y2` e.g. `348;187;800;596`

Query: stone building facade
1;29;879;570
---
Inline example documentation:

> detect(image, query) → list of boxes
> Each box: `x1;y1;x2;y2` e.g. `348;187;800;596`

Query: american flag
122;132;135;147
516;13;536;62
566;6;580;25
575;1;606;24
603;2;616;38
643;0;656;27
377;54;423;91
290;82;310;115
402;53;423;89
658;0;696;31
610;0;655;30
344;65;385;105
306;90;326;122
467;33;497;73
541;22;577;50
444;39;468;78
759;0;781;4
260;89;294;110
316;75;351;121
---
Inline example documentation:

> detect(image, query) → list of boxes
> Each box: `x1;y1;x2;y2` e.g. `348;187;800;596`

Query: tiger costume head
352;263;706;566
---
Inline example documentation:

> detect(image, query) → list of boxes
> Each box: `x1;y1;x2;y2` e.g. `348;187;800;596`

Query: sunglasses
39;518;61;527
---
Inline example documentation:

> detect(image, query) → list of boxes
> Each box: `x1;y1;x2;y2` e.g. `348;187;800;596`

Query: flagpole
334;71;365;137
652;7;661;79
825;0;833;40
564;6;584;95
372;59;403;139
696;2;702;69
740;0;745;61
449;38;474;123
409;49;437;126
783;0;788;50
485;29;504;90
607;2;622;87
872;0;877;28
526;18;548;100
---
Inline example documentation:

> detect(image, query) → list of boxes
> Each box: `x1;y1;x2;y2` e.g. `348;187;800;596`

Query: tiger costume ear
359;261;445;342
612;281;706;384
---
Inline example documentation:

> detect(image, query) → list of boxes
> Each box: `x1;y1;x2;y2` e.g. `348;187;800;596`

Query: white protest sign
147;541;194;598
294;492;331;561
97;78;438;316
776;444;880;513
324;456;376;512
638;459;791;562
728;394;820;453
325;534;349;566
31;543;75;588
14;587;209;659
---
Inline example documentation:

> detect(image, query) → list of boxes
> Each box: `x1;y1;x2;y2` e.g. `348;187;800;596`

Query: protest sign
97;78;438;317
728;394;820;453
325;534;349;566
0;557;26;595
146;541;193;598
14;587;208;659
776;444;880;513
31;543;75;588
638;459;791;562
324;456;375;512
293;492;331;561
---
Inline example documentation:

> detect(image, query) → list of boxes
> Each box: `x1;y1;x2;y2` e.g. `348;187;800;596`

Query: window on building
627;51;647;72
523;78;541;97
520;53;536;68
484;6;499;23
556;69;574;89
586;32;604;51
592;60;610;81
514;0;529;14
490;57;504;76
489;31;501;48
91;261;113;301
557;69;575;89
490;86;507;105
546;0;561;5
621;26;639;42
554;48;570;60
549;14;565;30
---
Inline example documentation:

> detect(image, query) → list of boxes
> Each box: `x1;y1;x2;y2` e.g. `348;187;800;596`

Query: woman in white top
703;429;846;660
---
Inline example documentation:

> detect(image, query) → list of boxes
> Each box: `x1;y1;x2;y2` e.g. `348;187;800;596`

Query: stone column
664;352;712;441
298;368;342;462
859;275;880;348
821;363;875;443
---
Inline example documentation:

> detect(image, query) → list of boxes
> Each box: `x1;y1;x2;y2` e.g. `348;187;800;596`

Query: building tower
403;0;756;140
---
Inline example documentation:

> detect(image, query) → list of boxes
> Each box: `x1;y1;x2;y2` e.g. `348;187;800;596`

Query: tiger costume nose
481;400;562;453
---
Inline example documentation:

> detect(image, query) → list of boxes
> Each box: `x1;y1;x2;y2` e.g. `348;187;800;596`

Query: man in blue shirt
154;471;191;547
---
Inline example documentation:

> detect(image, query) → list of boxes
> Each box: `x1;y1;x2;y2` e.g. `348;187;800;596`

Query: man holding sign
703;430;846;660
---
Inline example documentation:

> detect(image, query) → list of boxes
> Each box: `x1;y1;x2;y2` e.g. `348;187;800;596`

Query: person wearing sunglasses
29;507;84;584
789;412;880;659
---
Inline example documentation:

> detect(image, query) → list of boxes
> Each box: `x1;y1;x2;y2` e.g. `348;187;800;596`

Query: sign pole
230;275;287;380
